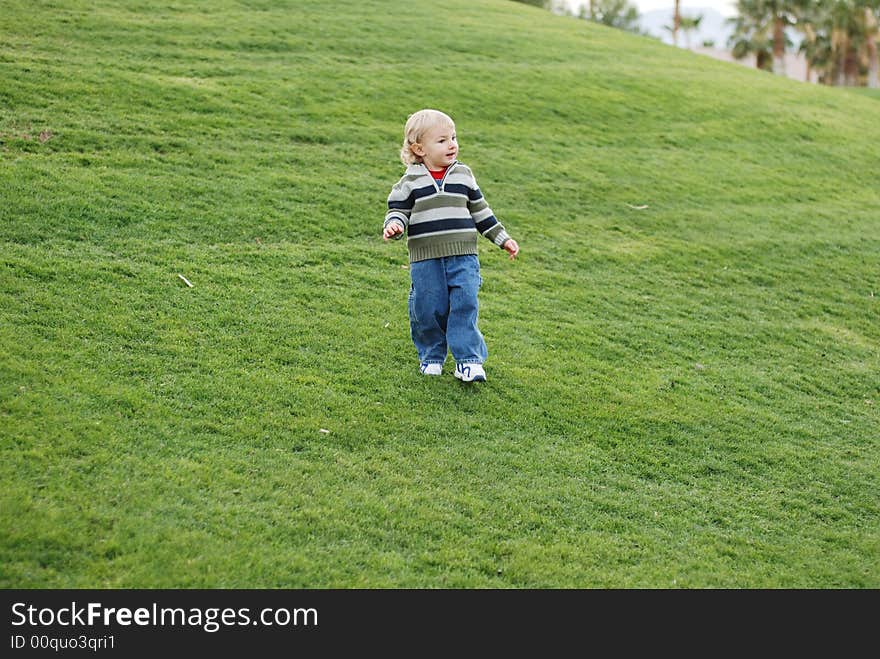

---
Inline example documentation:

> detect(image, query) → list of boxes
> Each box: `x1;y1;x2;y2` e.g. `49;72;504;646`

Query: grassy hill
1;0;878;588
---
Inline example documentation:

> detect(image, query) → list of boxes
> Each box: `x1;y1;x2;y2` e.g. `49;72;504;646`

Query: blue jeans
408;255;487;366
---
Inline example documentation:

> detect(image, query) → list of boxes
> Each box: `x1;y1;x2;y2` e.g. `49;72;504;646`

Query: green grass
1;0;878;588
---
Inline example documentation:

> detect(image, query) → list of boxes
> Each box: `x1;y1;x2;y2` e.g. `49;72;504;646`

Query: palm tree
797;18;824;81
829;1;856;84
825;0;879;85
665;13;703;48
859;1;879;87
673;0;681;47
793;0;879;85
578;0;642;33
729;0;801;75
727;2;775;71
795;2;831;82
680;14;704;49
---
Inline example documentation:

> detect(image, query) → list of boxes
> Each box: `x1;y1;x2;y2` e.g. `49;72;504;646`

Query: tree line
514;0;880;86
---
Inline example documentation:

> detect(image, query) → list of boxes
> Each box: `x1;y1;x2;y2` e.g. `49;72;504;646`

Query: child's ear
410;142;425;157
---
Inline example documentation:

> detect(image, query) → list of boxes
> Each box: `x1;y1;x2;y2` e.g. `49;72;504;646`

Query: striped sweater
384;161;511;263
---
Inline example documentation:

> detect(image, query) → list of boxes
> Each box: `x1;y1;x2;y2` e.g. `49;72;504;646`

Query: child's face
413;123;458;171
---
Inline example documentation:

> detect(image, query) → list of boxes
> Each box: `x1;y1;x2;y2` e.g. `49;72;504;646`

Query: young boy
383;109;519;382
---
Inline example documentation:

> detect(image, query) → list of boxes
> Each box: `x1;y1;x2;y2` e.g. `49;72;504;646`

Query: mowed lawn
1;0;878;588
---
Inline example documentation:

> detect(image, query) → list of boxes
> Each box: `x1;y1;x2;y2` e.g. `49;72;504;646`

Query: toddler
383;109;519;382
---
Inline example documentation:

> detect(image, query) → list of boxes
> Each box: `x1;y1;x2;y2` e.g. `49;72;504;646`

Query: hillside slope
1;0;878;588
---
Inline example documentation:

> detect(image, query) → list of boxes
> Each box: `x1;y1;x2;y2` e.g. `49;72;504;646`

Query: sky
564;1;737;17
629;1;736;17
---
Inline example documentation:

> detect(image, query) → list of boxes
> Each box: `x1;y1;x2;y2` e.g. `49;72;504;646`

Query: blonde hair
400;109;456;165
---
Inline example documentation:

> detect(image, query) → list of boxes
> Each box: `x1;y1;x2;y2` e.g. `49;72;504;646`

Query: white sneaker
420;363;443;376
454;363;486;382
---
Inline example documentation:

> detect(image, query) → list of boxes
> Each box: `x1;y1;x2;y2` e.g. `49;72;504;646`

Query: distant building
691;46;819;84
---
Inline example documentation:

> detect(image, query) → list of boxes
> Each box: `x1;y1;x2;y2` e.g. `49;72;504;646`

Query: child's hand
383;222;404;241
502;239;519;260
